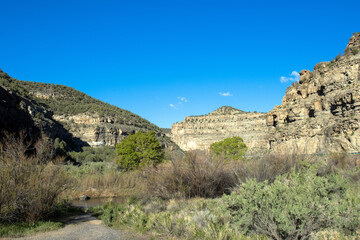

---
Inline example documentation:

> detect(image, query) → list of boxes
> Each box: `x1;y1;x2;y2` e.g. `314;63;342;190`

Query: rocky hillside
172;106;268;154
0;72;83;150
266;32;360;154
172;32;360;154
0;70;175;149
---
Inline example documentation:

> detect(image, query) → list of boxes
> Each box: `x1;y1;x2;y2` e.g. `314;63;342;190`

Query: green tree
116;131;164;171
210;136;247;160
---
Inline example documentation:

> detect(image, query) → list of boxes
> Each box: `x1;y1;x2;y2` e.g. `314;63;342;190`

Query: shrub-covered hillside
0;69;158;131
0;68;176;149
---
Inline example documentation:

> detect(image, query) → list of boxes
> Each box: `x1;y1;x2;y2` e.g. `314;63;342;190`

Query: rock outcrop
172;106;268;154
0;83;85;150
266;32;360;154
172;32;360;154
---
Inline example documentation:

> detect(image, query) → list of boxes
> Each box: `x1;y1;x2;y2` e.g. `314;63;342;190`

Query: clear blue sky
1;0;359;128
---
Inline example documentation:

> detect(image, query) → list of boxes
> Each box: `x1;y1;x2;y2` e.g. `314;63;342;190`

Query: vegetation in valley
84;137;360;239
94;152;360;239
2;131;359;239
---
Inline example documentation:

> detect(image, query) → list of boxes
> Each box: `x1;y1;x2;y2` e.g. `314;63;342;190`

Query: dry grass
0;133;69;223
139;151;360;200
142;151;236;199
233;153;303;184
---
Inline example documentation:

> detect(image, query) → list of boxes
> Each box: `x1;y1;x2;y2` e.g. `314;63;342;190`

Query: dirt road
13;214;147;240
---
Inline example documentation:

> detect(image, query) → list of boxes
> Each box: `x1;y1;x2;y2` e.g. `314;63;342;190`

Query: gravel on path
12;214;146;240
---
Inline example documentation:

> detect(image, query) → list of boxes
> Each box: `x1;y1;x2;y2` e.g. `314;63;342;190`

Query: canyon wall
172;106;269;154
266;32;360;154
172;32;360;154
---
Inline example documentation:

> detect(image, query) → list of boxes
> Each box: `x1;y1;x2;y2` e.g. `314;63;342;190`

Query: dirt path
13;214;148;240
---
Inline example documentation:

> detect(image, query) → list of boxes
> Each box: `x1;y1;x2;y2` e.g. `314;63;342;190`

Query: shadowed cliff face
0;85;40;143
0;72;88;150
172;32;360;155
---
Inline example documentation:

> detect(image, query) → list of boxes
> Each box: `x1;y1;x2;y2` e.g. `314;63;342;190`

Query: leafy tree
116;131;164;171
210;136;247;160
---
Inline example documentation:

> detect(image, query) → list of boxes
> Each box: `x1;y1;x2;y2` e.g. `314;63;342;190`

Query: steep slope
172;32;360;154
0;71;85;149
0;70;174;149
172;106;268;154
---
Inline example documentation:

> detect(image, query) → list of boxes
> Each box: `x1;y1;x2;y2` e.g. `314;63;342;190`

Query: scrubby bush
97;198;258;240
69;146;116;164
223;164;360;239
116;131;164;171
233;153;302;184
210;136;247;160
0;134;69;223
143;151;237;199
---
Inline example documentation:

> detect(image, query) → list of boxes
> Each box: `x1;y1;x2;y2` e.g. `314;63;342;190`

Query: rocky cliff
0;70;175;149
0;72;85;150
172;106;268;154
172;32;360;154
266;32;360;154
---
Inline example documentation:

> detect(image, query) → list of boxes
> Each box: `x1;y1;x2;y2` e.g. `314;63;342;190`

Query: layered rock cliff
266;32;360;154
172;32;360;154
172;106;268;154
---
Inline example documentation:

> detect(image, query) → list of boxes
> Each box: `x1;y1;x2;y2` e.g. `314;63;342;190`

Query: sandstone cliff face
266;32;360;154
172;106;268;154
172;32;360;154
53;113;145;147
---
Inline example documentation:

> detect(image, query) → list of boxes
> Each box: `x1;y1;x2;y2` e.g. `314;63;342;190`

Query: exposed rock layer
172;107;268;154
172;32;360;154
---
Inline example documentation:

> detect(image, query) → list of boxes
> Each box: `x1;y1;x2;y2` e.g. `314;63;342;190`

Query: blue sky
1;0;359;128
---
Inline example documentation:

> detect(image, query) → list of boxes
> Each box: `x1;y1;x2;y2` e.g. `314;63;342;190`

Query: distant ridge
0;69;176;149
207;106;245;116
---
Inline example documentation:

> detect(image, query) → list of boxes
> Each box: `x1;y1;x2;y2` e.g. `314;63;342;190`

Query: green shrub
210;136;247;160
223;164;360;239
116;131;164;171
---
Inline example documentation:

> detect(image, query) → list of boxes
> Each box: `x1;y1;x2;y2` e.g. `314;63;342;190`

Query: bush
116;131;164;171
223;164;360;239
69;146;116;164
210;137;247;160
0;134;69;223
143;151;237;199
233;153;302;184
97;198;258;240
